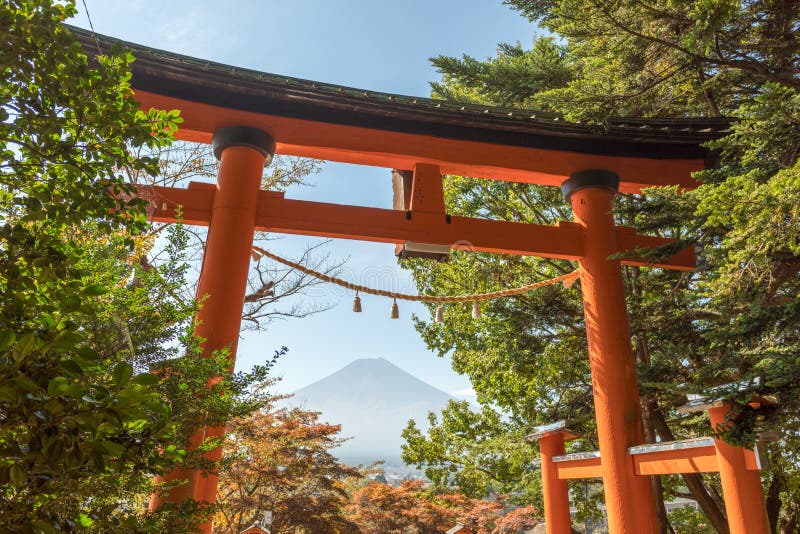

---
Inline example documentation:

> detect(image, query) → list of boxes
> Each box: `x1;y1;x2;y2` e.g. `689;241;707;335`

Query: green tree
1;1;173;530
402;401;543;505
0;2;275;531
430;37;572;108
403;1;799;532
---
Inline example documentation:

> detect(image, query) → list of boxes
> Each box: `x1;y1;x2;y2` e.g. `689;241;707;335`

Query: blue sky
70;1;537;396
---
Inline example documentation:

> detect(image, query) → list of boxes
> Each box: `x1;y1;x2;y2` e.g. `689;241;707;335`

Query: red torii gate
73;27;766;534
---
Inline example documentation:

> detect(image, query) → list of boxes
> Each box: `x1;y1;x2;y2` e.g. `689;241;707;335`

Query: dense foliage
0;2;274;531
403;1;799;532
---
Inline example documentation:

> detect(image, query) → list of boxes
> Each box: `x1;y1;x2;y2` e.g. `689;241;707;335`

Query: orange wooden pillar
149;126;274;532
527;421;576;534
562;171;657;534
709;404;769;534
540;433;572;534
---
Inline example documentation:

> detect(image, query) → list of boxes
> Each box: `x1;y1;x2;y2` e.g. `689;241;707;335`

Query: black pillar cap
561;170;620;200
212;126;276;162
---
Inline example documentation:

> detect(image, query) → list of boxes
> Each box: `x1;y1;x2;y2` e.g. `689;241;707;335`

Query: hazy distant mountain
288;358;454;466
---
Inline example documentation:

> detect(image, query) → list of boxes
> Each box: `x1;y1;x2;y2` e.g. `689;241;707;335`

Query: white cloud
450;387;476;398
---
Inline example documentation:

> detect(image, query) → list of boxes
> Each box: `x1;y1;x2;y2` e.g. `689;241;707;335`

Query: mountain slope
288;358;454;465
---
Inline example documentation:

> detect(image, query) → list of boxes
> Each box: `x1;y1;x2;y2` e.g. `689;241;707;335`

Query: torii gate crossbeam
139;181;695;270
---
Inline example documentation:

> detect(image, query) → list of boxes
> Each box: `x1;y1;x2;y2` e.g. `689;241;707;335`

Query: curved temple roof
70;25;730;191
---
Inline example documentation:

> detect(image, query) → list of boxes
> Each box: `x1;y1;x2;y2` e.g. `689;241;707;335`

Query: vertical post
709;404;769;534
149;127;274;532
540;433;572;534
562;170;657;534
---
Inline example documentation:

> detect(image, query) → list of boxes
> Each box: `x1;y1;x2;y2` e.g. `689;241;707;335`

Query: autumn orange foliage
214;407;361;533
346;480;541;534
346;480;455;533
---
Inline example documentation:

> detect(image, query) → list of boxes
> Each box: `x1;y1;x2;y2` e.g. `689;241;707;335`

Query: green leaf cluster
402;401;543;507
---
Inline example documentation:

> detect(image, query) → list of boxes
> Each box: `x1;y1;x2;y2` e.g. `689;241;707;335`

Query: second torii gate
527;387;774;534
71;26;764;534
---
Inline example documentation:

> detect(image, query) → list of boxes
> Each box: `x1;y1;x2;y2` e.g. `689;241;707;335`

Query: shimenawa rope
251;245;580;303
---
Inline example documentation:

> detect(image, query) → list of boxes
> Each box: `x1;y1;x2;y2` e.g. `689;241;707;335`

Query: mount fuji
287;358;455;465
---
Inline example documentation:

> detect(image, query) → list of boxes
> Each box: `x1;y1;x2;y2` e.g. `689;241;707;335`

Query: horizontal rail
630;439;720;475
137;183;695;270
552;452;603;479
537;438;762;480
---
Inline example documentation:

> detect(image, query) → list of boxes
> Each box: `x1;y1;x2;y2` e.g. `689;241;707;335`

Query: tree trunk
651;474;675;534
640;397;674;534
766;473;782;533
628;266;675;534
781;514;797;534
